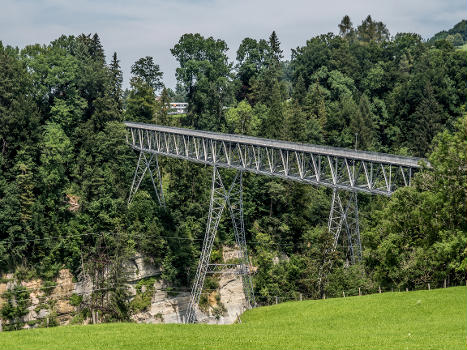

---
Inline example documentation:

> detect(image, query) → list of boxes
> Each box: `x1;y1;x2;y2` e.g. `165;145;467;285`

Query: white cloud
0;0;465;88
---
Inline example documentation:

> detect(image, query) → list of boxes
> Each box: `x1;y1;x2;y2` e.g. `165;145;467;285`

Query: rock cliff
0;249;249;329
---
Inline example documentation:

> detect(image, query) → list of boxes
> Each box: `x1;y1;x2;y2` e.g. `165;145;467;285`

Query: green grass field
1;287;465;350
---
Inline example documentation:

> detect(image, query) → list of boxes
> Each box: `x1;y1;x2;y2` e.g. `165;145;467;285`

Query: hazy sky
1;0;465;89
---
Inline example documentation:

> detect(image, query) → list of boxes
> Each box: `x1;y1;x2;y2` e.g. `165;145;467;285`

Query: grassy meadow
1;286;465;350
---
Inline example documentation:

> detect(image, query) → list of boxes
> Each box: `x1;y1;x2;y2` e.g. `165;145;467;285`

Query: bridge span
123;121;426;323
125;121;422;196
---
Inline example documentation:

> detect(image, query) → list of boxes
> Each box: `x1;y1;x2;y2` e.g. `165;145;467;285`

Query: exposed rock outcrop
0;248;250;329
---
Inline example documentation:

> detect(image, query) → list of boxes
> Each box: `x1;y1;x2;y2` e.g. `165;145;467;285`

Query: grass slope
1;287;465;350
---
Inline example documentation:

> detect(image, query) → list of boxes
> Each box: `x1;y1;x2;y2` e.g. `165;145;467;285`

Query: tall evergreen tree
304;82;327;131
109;52;123;112
268;31;283;62
293;74;307;105
357;15;390;43
263;80;285;139
350;94;374;149
285;101;307;142
0;42;40;173
338;15;354;39
156;87;171;125
409;84;443;156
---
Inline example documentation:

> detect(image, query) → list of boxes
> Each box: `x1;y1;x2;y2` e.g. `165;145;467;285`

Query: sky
1;0;465;89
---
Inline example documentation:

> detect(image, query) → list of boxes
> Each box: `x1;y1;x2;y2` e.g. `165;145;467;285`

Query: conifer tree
304;82;327;130
285;101;307;142
90;33;105;63
268;31;283;62
263;80;285;139
293;74;307;105
338;15;354;39
410;84;443;156
109;52;123;112
156;87;171;126
350;94;374;149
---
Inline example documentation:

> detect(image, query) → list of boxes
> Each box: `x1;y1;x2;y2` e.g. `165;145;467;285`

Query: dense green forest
0;15;466;320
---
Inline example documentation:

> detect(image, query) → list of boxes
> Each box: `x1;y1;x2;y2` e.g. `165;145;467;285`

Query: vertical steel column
128;151;165;207
146;153;165;207
328;188;361;263
186;166;227;323
128;152;146;205
343;191;361;263
328;188;345;247
226;171;256;308
186;168;255;323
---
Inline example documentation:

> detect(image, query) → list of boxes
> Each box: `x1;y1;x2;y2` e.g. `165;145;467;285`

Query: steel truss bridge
124;121;424;323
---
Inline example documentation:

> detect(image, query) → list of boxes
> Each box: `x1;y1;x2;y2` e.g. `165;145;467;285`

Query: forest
0;15;466;322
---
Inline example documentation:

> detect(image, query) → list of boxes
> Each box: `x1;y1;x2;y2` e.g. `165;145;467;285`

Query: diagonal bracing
226;171;256;309
128;151;165;207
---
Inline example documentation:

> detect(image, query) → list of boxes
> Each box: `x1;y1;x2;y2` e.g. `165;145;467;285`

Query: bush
69;293;83;307
130;278;156;313
0;286;31;330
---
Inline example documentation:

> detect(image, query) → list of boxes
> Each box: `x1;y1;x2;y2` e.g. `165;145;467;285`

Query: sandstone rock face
131;281;191;324
215;273;248;324
55;299;74;315
129;273;247;325
125;254;161;282
0;249;250;328
223;245;240;261
126;246;249;325
0;283;8;308
54;269;74;296
0;269;80;330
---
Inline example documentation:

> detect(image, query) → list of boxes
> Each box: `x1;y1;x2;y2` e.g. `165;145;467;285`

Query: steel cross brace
328;188;361;264
128;151;165;207
186;167;255;323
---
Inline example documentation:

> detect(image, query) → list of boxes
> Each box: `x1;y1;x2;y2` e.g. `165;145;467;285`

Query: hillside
1;287;465;350
1;16;466;329
428;19;467;45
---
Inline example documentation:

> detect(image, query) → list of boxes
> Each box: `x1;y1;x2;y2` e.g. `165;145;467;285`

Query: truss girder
125;123;422;196
186;168;254;323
